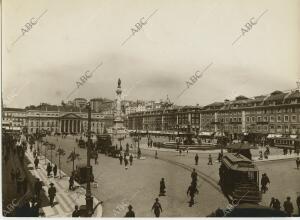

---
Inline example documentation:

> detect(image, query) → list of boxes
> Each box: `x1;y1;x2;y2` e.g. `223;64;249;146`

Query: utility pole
85;102;93;216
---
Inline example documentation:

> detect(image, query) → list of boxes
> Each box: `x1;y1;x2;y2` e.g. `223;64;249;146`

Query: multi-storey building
73;98;87;109
128;89;300;137
3;104;114;134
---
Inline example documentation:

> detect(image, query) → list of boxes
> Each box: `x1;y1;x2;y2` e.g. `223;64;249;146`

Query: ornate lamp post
85;102;94;216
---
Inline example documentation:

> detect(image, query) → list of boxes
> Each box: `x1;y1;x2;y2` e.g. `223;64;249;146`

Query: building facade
3;106;114;134
128;90;300;137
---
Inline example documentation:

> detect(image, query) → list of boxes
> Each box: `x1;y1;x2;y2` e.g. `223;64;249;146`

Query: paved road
43;135;228;217
42;135;300;217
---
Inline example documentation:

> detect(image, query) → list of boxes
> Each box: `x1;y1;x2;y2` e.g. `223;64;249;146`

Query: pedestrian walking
208;154;213;165
94;152;98;165
152;198;163;217
119;154;123;165
10;168;15;182
191;169;198;183
296;157;300;169
53;164;58;177
296;193;300;216
48;183;57;207
283;196;294;216
124;156;129;170
217;152;223;162
186;147;189;154
72;205;80;217
34;156;39;169
289;148;292;155
155;150;158;159
274;198;281;211
33;149;37;158
159;178;166;196
129;154;133;166
34;178;42;200
187;183;199;207
261;173;270;193
195;154;199;165
125;205;135;217
69;175;74;190
47;163;52;177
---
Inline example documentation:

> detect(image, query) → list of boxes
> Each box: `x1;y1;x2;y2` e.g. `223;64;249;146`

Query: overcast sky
2;0;300;108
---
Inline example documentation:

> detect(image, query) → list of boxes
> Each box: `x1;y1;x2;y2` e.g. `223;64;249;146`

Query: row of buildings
128;89;300;138
2;104;114;134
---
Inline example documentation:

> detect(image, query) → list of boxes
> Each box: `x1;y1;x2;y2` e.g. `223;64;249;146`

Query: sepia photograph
1;0;300;217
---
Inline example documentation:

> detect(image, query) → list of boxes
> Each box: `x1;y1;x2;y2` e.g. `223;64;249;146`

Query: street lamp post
85;102;94;216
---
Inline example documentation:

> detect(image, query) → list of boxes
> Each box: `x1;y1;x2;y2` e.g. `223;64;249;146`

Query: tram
269;136;300;150
219;153;261;204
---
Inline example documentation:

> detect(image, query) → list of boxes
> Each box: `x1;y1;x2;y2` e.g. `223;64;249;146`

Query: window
252;116;256;122
263;116;268;122
31;121;33;126
257;116;261;122
292;115;297;122
246;117;250;122
277;109;281;113
284;115;289;122
277;115;281;122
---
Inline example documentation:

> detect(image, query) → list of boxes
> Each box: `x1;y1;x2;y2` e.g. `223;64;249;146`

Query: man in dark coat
48;183;56;207
261;173;270;193
125;205;135;217
34;157;39;169
152;198;163;217
208;154;213;165
296;193;300;216
296;157;300;169
283;196;294;216
34;178;43;200
47;163;52;177
119;154;123;165
129;154;133;166
53;164;58;177
159;178;166;196
195;154;199;165
187;183;199;207
191;169;197;183
69;175;74;190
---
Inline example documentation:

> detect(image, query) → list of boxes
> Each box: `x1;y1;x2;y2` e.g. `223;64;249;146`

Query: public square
40;135;300;217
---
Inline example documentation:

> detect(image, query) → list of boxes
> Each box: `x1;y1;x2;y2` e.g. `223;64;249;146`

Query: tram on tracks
219;153;262;204
268;136;300;151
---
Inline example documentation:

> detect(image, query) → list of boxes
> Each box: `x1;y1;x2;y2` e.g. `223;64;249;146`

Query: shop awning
267;134;282;138
199;131;214;136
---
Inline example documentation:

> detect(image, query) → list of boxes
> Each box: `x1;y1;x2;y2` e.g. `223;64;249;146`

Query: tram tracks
142;151;223;194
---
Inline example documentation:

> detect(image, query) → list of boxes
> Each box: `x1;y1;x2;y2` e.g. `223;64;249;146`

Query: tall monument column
112;78;126;136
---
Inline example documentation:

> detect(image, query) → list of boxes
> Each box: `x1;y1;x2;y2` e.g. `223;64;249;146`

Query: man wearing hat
125;205;135;217
48;183;56;207
34;178;43;200
283;196;294;216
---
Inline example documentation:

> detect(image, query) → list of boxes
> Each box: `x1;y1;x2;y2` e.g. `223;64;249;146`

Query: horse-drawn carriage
95;134;120;158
